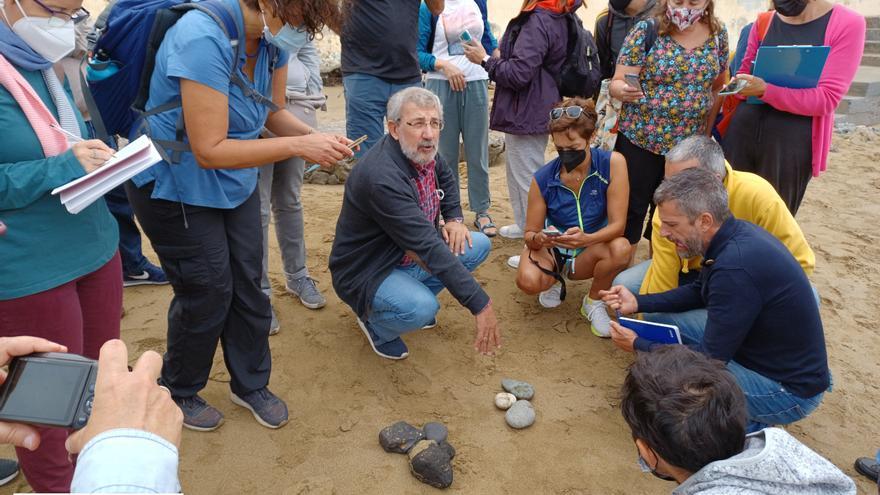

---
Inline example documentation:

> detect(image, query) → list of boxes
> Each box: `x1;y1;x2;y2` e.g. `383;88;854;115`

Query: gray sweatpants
259;100;318;294
504;133;549;229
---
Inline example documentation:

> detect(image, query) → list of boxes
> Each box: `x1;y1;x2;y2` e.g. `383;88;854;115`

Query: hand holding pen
50;124;116;174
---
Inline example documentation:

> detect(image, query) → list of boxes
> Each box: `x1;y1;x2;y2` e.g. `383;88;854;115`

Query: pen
50;124;84;143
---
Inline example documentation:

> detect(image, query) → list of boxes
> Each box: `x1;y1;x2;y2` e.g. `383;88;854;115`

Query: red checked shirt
401;159;440;266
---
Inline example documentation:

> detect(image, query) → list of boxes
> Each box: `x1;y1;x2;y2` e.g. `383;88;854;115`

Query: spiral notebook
51;135;161;214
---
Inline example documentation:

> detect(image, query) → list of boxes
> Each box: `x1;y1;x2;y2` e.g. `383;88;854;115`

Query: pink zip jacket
737;4;866;177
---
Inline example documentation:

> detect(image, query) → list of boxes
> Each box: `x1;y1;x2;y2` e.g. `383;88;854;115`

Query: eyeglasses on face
28;0;90;26
400;119;444;131
550;106;585;121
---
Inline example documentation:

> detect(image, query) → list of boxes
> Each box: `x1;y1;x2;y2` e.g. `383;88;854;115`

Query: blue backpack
86;0;279;162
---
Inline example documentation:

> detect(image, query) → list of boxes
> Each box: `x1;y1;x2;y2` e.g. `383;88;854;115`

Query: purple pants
0;252;122;493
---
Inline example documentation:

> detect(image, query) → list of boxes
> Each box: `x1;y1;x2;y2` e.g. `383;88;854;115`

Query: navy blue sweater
329;135;491;320
635;217;830;399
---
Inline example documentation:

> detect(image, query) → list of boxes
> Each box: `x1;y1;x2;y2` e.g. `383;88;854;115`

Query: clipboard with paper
748;45;830;104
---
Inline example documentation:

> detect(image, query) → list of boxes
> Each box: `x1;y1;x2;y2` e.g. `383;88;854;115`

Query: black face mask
637;454;677;482
609;0;632;11
773;0;808;17
558;149;587;173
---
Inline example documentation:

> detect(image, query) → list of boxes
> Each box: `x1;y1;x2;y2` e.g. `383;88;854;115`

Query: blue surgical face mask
260;10;308;53
270;24;310;53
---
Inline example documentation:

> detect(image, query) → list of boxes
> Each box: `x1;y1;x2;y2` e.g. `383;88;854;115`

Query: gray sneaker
230;387;289;429
286;277;326;309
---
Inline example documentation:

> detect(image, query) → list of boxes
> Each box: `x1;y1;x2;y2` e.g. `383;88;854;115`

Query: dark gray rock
505;400;536;429
408;440;454;489
422;422;448;443
501;378;535;400
438;441;456;460
378;421;425;454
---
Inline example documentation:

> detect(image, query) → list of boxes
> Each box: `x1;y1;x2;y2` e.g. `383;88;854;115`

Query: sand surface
2;86;878;494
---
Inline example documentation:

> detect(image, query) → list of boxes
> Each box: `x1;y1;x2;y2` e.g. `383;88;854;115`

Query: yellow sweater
640;163;816;295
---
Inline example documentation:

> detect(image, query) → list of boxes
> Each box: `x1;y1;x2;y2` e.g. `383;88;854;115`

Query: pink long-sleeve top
737;4;866;177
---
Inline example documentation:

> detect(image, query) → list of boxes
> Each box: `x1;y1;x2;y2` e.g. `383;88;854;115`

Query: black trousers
615;132;666;244
723;102;813;216
126;182;272;397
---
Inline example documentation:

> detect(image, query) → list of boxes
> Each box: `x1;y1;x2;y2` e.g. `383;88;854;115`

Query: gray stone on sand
501;378;535;400
505;400;536;429
422;422;448;443
379;421;425;454
408;440;454;489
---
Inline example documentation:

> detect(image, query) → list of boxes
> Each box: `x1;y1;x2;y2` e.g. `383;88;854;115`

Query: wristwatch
480;55;490;69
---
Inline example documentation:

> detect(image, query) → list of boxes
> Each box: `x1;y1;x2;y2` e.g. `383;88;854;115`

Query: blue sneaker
123;262;169;287
356;317;409;360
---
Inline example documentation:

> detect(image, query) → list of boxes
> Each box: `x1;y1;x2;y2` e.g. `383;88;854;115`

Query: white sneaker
538;283;562;308
580;295;612;338
499;224;524;239
507;255;521;269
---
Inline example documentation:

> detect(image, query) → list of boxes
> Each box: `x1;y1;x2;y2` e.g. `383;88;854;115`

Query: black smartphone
0;352;98;429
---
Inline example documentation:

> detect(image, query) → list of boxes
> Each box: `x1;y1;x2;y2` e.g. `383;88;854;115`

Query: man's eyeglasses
550;106;585;121
30;0;90;26
401;119;444;131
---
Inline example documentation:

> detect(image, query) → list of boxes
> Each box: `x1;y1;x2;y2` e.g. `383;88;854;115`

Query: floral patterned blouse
616;20;729;155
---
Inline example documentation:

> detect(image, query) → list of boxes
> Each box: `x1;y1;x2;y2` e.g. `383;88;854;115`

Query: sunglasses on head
550;106;585;121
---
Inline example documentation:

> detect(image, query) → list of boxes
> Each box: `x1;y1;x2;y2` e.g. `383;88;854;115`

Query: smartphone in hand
459;29;473;44
542;228;562;237
719;78;748;96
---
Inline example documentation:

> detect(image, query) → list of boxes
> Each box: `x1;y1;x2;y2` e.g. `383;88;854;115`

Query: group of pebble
375;379;536;489
495;378;536;429
378;421;456;489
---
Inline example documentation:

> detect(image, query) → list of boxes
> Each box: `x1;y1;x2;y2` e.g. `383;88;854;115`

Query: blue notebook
619;317;682;345
748;45;830;104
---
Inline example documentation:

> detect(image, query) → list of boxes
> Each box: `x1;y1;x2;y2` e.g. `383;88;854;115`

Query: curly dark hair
243;0;340;38
548;97;598;141
653;0;723;37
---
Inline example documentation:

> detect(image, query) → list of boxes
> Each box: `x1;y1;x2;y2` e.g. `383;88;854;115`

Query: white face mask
1;0;75;63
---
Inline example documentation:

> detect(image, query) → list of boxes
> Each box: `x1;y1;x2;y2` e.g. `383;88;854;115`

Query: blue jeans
613;260;827;432
105;185;148;274
368;232;491;345
727;360;826;433
343;73;420;158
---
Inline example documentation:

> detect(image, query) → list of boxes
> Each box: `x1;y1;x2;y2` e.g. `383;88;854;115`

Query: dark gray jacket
594;0;656;80
329;135;490;320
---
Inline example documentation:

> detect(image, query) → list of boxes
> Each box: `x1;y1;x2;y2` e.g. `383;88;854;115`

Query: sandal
473;213;497;237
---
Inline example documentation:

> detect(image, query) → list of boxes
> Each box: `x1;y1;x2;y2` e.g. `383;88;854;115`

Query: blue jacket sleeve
476;0;498;53
417;2;437;72
696;268;762;363
636;279;704;314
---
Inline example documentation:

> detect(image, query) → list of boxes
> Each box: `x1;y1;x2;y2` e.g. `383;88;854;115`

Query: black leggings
615;133;666;244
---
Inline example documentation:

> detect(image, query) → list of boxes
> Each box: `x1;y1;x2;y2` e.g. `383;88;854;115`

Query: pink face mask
666;4;705;31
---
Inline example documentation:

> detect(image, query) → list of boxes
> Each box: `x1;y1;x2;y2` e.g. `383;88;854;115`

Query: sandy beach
2;85;878;494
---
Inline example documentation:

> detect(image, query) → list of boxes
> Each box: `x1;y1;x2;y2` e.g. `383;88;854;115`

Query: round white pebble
494;392;517;410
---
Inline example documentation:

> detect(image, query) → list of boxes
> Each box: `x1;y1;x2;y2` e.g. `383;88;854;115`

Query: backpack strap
426;13;439;55
755;10;774;44
643;17;658;55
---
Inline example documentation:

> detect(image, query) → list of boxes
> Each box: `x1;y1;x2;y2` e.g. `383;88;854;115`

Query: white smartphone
719;78;748;96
